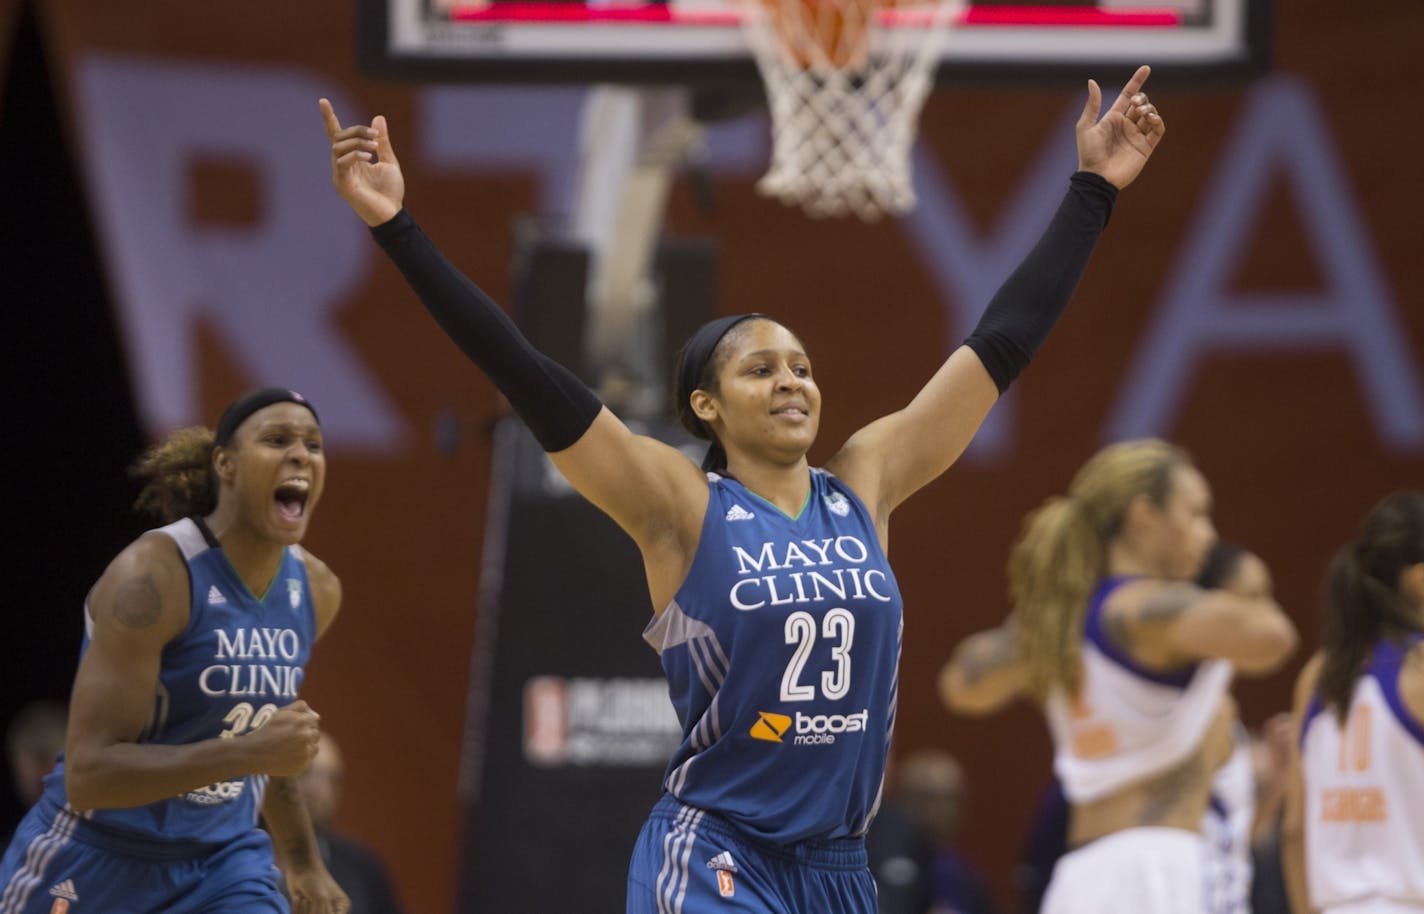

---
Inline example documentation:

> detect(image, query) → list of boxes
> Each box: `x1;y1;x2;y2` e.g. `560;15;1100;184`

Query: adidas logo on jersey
705;851;739;873
824;492;851;517
725;504;756;522
207;585;227;606
49;879;79;901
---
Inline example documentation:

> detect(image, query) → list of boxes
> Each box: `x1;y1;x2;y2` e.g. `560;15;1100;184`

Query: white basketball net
736;0;962;220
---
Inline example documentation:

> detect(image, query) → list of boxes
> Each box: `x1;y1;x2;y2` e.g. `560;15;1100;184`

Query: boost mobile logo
751;710;870;746
749;712;791;742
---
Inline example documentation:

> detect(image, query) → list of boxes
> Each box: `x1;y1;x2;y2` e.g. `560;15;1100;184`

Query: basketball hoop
736;0;962;220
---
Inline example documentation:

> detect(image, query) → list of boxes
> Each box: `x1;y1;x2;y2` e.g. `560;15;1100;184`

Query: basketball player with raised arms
940;439;1296;914
0;389;348;914
321;64;1165;914
1283;492;1424;914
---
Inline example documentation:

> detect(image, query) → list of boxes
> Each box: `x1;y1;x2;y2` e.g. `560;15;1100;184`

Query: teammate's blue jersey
40;517;317;847
643;468;903;845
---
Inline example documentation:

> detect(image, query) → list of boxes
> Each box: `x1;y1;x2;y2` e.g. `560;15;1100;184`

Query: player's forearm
963;172;1117;392
1280;826;1312;914
262;776;325;871
1175;595;1298;674
1280;763;1314;914
1229;605;1298;674
940;625;1026;716
65;736;261;811
370;209;601;452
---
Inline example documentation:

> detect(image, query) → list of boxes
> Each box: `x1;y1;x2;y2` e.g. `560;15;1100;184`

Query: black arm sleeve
962;171;1118;393
371;209;603;452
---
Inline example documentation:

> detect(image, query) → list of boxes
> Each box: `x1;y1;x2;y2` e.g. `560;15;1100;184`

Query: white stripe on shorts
655;805;692;914
0;807;79;914
655;805;705;914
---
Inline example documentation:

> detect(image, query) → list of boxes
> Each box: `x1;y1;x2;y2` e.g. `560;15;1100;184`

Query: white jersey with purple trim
1047;576;1234;804
1042;827;1206;914
642;468;903;845
1301;635;1424;913
1202;728;1254;914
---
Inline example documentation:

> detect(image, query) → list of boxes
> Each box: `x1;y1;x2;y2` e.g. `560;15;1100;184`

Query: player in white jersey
323;68;1169;914
1283;491;1424;914
1195;541;1277;914
940;439;1296;914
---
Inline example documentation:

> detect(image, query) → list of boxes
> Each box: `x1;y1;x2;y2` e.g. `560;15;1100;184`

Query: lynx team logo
286;578;302;610
824;492;850;517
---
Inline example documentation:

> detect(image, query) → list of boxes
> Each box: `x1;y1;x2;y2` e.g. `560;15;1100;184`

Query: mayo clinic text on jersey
199;626;305;698
729;536;894;611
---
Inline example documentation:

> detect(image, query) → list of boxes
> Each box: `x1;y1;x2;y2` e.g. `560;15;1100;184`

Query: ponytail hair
1012;496;1104;702
1318;491;1424;721
129;426;219;523
1012;438;1192;703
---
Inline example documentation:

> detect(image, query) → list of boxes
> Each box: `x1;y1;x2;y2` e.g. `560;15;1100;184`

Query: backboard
360;0;1271;87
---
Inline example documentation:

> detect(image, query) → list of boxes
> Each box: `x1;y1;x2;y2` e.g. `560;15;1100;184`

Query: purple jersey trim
1301;634;1424;750
1300;694;1325;750
1372;634;1424;748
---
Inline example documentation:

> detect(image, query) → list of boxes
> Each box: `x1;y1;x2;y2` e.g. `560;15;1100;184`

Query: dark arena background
2;0;1422;910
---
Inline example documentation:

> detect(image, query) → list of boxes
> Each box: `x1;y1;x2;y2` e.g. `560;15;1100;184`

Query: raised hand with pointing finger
320;98;404;227
1076;64;1167;190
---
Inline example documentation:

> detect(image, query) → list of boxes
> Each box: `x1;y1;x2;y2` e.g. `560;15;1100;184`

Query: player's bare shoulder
297;547;343;637
1399;638;1424;726
1292;651;1325;710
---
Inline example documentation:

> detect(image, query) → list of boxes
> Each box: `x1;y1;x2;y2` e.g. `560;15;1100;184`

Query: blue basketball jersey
643;469;903;845
39;517;317;847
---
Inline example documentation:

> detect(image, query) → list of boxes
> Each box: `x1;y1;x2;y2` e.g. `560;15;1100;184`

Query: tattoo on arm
112;575;162;629
267;775;300;801
1103;611;1133;653
1138;583;1201;625
959;629;1017;686
1106;583;1202;652
1137;754;1203;826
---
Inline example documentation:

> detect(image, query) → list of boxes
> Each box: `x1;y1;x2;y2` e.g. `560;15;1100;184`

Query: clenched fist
244;700;322;776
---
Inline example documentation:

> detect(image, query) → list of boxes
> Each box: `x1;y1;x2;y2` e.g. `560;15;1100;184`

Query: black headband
675;314;768;425
214;388;320;447
675;313;767;471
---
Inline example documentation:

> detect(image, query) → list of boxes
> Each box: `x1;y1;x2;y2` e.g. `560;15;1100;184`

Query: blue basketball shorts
627;794;876;914
0;797;287;914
